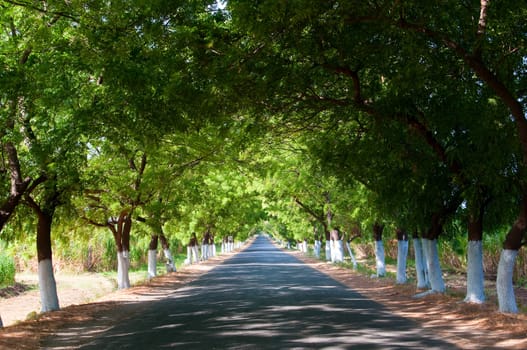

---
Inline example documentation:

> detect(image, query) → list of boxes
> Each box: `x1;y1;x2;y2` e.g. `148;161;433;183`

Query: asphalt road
43;235;458;349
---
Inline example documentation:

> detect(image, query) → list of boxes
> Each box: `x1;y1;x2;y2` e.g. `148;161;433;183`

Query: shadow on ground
42;236;457;349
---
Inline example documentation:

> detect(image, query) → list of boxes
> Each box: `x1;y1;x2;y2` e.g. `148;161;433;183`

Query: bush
0;255;15;287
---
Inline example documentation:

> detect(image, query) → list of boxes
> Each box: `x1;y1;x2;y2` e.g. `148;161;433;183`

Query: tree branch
294;197;325;224
396;18;527;166
2;0;79;22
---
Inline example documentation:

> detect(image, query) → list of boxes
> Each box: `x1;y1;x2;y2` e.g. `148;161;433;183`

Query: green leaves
0;0;526;264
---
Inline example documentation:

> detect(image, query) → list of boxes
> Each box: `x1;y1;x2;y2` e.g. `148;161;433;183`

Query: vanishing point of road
43;235;458;349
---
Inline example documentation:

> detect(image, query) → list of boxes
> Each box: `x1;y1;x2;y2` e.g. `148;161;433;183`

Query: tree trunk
201;242;208;260
373;223;385;277
0;105;31;232
396;228;408;284
413;233;429;289
335;240;344;262
148;235;158;279
314;240;321;258
420;216;446;293
192;245;199;262
159;234;176;272
26;186;61;313
313;226;321;258
496;196;527;313
36;210;60;312
422;238;445;293
345;241;358;269
117;251;131;289
0;137;32;327
111;211;132;289
325;192;332;262
497;250;519;313
187;245;194;264
374;240;386;277
465;211;485;303
329;228;344;263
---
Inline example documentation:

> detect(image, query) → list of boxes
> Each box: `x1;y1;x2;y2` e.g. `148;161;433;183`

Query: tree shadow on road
43;237;459;349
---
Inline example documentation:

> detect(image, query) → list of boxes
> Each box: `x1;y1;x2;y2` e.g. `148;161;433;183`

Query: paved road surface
43;235;457;349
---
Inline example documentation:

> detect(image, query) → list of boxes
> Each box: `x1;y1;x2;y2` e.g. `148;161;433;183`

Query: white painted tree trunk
192;246;199;263
314;240;321;258
497;249;518;313
186;246;192;264
117;251;131;289
464;240;485;303
374;240;386;277
201;244;208;260
345;241;358;269
330;240;337;262
163;248;176;272
147;249;157;278
325;240;331;261
334;240;344;262
38;259;60;312
396;240;409;284
211;244;216;257
422;239;445;293
413;238;429;289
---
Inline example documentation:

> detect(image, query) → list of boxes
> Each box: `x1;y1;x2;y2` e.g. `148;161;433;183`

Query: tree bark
497;249;519;313
422;238;445;293
0;124;31;231
494;195;527;312
109;211;132;289
396;228;408;284
465;208;485;303
117;251;131;289
324;192;332;261
345;241;358;269
26;191;60;312
412;232;429;289
313;226;321;258
148;235;159;278
159;234;176;272
37;209;59;312
373;223;385;277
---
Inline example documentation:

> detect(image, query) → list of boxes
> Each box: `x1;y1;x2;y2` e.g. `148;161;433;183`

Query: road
43;235;458;349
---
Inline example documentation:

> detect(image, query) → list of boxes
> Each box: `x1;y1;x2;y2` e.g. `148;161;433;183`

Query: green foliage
0;255;15;287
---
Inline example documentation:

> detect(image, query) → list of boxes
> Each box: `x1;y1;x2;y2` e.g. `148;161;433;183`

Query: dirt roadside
0;247;526;349
290;251;527;350
0;272;116;328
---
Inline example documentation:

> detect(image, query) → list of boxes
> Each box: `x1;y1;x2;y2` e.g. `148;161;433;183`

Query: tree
0;1;94;316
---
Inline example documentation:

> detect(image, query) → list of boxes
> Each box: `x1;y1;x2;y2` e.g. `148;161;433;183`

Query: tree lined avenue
1;0;526;335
